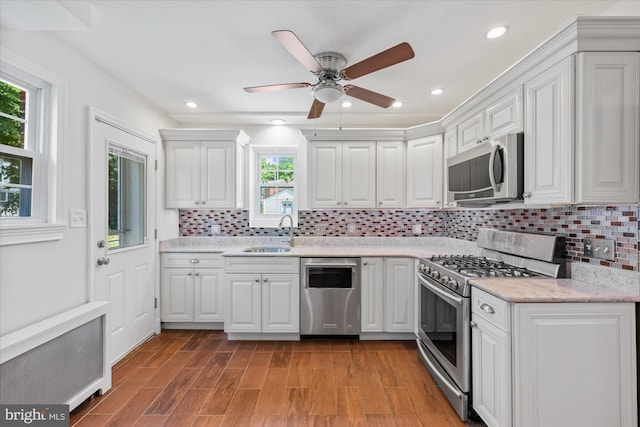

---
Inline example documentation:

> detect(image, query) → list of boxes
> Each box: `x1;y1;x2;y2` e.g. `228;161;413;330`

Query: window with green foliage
0;79;33;217
250;147;298;228
259;155;295;215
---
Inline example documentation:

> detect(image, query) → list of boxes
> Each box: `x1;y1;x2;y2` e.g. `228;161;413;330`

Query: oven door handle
418;275;464;306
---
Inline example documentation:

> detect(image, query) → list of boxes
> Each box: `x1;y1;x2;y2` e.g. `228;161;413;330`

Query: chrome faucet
279;214;294;247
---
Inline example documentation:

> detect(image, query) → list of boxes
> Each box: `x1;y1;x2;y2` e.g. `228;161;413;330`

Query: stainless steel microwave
447;132;524;204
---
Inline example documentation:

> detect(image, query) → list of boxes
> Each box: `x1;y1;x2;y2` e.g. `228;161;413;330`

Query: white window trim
0;52;66;245
249;145;298;228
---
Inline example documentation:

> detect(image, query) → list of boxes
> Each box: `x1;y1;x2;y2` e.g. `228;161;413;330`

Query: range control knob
431;271;440;280
448;280;459;289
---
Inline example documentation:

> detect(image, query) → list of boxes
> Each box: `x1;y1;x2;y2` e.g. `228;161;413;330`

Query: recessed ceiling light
392;101;403;108
341;100;352;108
430;88;445;95
486;26;508;39
185;101;198;108
270;118;286;125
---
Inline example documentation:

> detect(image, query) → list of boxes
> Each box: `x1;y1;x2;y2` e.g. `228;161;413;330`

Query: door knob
97;240;106;248
97;257;111;266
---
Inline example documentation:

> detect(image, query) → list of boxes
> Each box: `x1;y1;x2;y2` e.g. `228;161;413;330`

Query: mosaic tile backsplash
179;205;639;272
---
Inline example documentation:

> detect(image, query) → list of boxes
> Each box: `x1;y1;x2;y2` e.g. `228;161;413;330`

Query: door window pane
108;146;146;249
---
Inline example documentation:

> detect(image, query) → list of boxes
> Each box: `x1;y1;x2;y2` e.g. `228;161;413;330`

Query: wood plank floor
70;330;476;426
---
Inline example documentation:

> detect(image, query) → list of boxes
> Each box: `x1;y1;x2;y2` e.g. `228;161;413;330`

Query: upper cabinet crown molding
405;121;443;140
300;128;405;142
440;17;640;129
160;128;250;145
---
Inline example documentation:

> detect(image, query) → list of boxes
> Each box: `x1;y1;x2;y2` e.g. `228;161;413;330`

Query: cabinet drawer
225;256;299;274
471;287;510;333
161;252;224;268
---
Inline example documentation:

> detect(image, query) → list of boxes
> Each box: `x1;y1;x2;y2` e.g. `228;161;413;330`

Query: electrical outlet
412;224;422;235
583;237;615;261
209;222;221;235
347;223;357;233
69;210;87;228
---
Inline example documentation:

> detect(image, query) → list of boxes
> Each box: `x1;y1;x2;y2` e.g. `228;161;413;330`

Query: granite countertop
470;277;640;303
160;236;639;303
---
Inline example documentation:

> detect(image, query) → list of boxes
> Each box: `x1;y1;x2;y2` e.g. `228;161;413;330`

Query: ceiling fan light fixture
312;81;344;104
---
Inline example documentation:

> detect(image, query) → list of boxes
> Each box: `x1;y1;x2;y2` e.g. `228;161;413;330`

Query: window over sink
250;146;298;228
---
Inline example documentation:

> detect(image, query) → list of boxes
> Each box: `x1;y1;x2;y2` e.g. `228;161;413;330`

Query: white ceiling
1;0;626;128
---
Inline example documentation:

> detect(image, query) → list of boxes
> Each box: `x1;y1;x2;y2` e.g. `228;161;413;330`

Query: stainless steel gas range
416;228;566;421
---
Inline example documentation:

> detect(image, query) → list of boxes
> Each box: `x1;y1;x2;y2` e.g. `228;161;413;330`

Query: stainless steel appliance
447;132;524;204
417;228;566;421
300;258;361;335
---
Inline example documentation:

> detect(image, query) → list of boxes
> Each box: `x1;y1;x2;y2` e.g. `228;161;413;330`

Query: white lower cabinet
361;257;414;333
160;253;225;323
471;287;637;427
225;257;299;335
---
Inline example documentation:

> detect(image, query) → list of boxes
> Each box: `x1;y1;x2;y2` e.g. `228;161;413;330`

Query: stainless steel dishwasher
300;258;361;336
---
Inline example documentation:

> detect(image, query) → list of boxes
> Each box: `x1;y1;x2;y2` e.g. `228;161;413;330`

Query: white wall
0;28;176;336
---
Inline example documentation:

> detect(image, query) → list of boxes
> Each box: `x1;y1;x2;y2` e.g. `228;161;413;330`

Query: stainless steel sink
243;246;291;253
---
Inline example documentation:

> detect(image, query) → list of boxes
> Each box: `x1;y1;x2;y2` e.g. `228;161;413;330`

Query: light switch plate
583;237;615;261
412;224;422;235
69;210;87;228
347;223;357;233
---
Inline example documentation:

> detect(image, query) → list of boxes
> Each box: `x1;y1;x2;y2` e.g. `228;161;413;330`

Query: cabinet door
443;128;457;207
485;87;523;138
384;258;414;332
576;52;639;203
472;316;512;427
513;303;637;427
194;268;224;322
160;268;194;321
376;142;405;208
308;142;342;208
262;274;299;333
342;142;376;208
165;141;200;208
457;111;484;152
524;56;574;204
225;274;261;332
201;141;235;208
361;257;384;332
406;136;443;208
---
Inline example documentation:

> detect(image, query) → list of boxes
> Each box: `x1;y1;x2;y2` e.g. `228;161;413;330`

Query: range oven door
417;273;470;392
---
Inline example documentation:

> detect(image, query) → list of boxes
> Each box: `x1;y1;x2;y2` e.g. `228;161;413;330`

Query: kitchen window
249;147;298;228
0;58;64;245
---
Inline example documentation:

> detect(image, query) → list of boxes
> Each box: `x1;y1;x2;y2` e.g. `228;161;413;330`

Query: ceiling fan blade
344;85;396;108
244;82;312;93
308;99;325;119
272;30;323;73
341;42;415;80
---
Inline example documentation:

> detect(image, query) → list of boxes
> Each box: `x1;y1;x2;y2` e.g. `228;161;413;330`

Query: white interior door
91;116;157;364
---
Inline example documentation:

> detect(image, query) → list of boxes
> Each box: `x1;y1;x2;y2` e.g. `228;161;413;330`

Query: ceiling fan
244;30;415;119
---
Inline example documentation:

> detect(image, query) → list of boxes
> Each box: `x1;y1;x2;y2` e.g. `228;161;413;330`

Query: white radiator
0;302;111;410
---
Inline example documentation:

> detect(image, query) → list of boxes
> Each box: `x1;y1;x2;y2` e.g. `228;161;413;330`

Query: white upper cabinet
523;56;575;205
161;129;249;209
308;142;343;208
406;135;443;208
457;87;523;152
576;52;640;204
308;140;404;209
308;141;376;208
342;142;377;208
376;141;405;208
